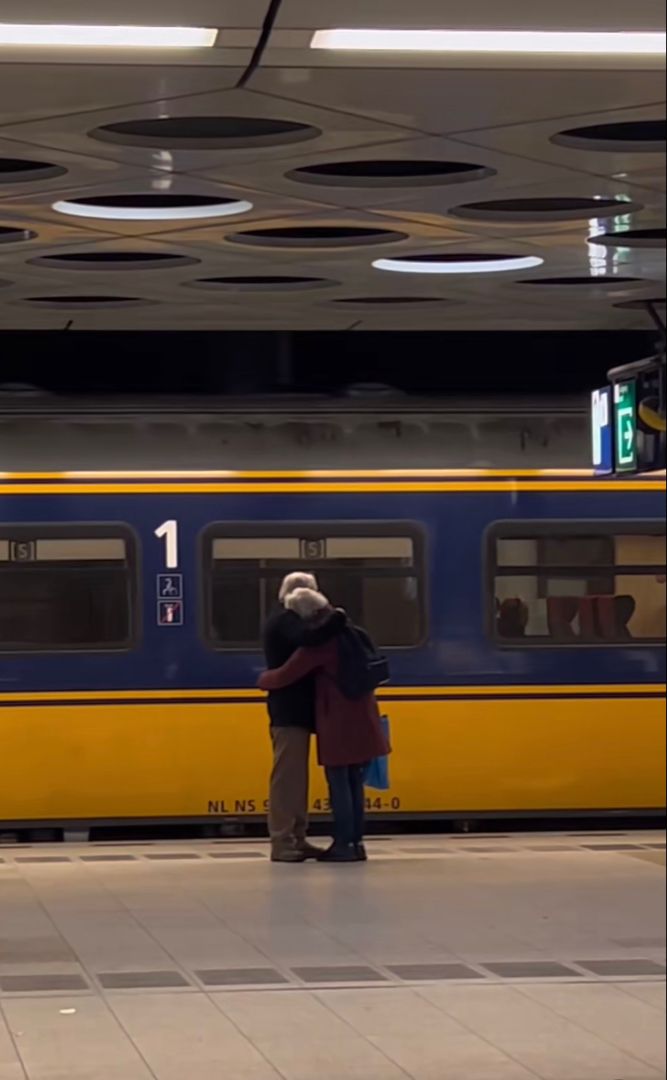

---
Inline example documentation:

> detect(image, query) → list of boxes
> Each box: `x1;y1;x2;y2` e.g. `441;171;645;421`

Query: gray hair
284;588;330;621
279;571;318;604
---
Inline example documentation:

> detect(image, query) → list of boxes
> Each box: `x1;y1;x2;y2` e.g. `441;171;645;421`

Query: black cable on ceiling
236;0;285;89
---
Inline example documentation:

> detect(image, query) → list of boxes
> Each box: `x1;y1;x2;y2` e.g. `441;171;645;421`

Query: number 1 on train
155;520;179;569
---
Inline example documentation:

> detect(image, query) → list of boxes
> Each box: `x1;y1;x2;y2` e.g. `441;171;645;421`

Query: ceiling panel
277;0;666;30
0;0;662;29
0;66;242;127
1;88;413;174
0;1;269;22
249;67;665;137
454;103;667;179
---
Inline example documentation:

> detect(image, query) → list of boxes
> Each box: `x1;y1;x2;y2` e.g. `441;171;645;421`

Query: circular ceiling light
0;157;68;183
0;225;37;244
588;228;666;249
286;159;495;188
19;295;155;309
374;253;544;274
29;251;200;270
52;194;253;222
187;275;338;291
90;116;321;150
553;119;666;152
450;196;642;222
518;275;643;286
228;225;407;249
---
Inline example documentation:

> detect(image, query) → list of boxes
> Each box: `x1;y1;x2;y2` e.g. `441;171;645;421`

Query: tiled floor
0;830;664;1079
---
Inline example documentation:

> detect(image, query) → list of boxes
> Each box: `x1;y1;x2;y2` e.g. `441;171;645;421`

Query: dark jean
325;764;366;848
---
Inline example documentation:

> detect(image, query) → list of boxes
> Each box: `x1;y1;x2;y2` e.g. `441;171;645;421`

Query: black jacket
263;607;345;729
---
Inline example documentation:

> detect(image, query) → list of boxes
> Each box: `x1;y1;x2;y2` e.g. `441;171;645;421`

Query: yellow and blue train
1;468;665;828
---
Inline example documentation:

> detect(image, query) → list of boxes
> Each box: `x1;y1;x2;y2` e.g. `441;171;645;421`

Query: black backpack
336;624;390;701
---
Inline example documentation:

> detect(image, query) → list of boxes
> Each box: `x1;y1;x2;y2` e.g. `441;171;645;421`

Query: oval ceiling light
588;228;666;249
19;295;155;308
0;225;37;243
450;196;642;222
52;194;253;222
187;275;338;291
0;25;218;48
30;251;200;270
311;29;666;56
91;116;321;149
518;275;643;286
287;159;495;188
0;157;68;183
553;119;666;152
331;296;446;305
228;225;407;249
374;253;544;274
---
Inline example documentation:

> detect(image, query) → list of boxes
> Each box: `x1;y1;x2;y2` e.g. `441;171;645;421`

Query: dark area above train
1;330;657;397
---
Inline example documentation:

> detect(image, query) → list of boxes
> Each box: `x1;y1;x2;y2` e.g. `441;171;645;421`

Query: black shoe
355;843;368;862
319;844;361;863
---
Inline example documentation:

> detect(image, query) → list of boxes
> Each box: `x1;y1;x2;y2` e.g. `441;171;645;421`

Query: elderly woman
258;589;389;863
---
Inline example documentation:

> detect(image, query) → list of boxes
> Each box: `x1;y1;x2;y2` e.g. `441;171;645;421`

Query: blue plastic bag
364;716;391;791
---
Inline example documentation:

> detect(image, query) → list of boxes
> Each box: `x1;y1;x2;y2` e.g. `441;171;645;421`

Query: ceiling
0;0;664;331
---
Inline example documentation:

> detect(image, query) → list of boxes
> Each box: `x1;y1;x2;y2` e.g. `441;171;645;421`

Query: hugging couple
259;572;390;864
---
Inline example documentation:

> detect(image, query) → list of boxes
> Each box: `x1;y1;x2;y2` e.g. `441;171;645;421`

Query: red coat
259;640;389;768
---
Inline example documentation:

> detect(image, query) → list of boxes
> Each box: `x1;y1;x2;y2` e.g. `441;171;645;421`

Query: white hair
279;571;318;604
284;588;330;620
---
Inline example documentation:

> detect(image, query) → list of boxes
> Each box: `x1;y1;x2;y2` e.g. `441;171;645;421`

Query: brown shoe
296;841;324;861
271;849;307;864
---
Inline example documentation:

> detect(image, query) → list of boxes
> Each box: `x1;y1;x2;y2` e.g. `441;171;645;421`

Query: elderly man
263;572;339;862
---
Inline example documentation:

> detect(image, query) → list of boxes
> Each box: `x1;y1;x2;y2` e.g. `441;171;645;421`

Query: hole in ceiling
286;159;495;188
451;197;641;221
615;296;666;311
90;116;322;150
0;157;68;183
553;119;666;152
518;275;643;285
53;194;253;221
588;228;666;249
20;295;155;308
331;296;445;305
0;226;37;244
30;252;200;270
374;252;544;274
228;226;407;249
187;275;338;291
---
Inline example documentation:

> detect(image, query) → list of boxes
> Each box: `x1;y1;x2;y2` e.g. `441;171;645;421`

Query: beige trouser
269;727;311;852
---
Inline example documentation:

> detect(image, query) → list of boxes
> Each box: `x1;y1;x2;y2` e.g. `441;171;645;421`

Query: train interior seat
547;597;580;640
497;598;529;638
597;595;637;640
578;596;600;641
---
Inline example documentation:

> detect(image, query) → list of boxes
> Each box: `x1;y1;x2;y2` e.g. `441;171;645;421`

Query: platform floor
0;829;665;1080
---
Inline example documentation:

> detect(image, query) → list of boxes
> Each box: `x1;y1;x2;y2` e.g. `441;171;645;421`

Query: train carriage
1;466;665;829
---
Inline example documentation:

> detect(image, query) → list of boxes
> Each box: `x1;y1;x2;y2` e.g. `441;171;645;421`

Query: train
1;396;665;829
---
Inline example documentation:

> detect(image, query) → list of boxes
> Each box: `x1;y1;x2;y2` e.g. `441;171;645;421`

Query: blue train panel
1;484;664;694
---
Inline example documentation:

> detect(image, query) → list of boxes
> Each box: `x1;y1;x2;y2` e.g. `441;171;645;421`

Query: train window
490;522;666;645
203;524;425;649
0;526;137;652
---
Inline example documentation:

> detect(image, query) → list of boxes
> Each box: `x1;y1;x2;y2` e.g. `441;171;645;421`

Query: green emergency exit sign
614;380;638;472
